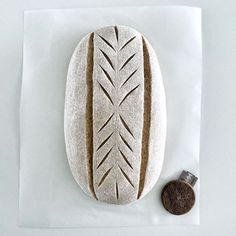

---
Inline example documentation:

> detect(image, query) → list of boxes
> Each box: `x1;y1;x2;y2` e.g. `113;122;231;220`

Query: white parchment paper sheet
19;6;201;227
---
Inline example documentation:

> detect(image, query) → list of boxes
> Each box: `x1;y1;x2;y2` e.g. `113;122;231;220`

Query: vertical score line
86;32;98;200
137;37;152;199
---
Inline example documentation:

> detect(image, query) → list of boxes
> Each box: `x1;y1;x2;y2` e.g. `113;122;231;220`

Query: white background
0;0;236;235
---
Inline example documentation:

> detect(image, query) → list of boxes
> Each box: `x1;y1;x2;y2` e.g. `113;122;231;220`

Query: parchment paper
19;6;202;227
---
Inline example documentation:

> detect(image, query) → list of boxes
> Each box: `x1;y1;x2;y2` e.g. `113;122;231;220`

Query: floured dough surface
64;25;166;204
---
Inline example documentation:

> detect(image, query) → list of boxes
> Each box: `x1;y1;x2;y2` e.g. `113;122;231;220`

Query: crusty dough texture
64;25;166;204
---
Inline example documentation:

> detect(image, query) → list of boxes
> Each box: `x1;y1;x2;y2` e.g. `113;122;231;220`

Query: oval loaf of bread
64;25;166;204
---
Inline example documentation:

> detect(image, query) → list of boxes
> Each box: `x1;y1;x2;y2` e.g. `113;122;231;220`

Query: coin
161;180;195;215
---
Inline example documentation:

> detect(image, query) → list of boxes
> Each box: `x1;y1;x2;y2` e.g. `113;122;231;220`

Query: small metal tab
179;170;198;187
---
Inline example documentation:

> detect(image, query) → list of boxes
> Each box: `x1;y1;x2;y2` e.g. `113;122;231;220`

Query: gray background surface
0;0;236;235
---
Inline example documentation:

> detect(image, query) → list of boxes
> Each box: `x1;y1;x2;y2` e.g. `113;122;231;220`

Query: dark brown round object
161;180;195;215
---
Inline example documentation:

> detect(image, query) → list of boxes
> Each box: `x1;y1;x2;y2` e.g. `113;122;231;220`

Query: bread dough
64;25;166;204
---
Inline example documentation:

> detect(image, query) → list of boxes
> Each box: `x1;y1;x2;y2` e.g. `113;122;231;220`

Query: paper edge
19;6;202;227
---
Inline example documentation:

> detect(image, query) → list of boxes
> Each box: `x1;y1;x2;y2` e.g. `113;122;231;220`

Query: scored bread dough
64;25;166;204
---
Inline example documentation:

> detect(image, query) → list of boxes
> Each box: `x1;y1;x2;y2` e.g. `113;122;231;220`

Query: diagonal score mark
96;132;113;151
98;113;114;132
119;84;140;106
98;35;116;52
118;165;134;188
121;69;138;88
99;49;115;70
119;36;136;51
97;146;113;169
119;133;133;152
114;26;118;42
119;53;136;71
98;166;113;187
116;181;119;199
118;148;133;169
119;115;134;137
98;82;114;105
99;65;115;87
